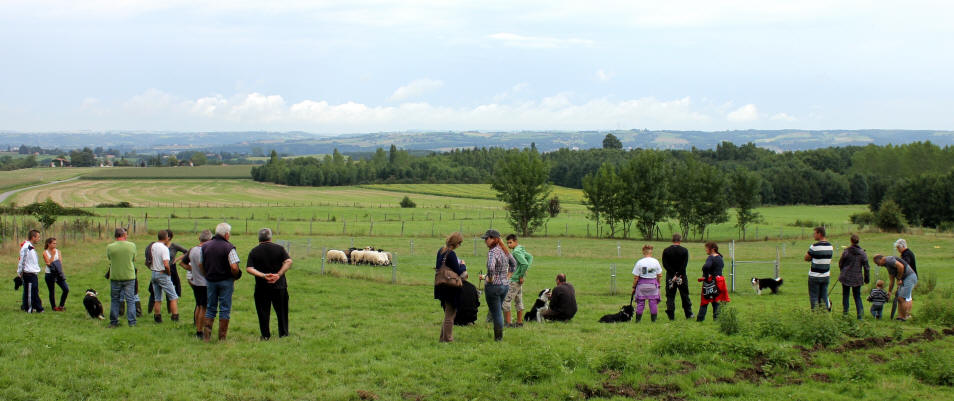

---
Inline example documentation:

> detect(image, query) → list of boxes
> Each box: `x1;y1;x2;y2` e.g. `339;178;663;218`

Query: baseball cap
480;229;501;240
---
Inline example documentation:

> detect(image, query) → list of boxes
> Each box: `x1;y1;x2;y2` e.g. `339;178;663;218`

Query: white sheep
326;250;347;264
350;250;366;265
368;251;390;266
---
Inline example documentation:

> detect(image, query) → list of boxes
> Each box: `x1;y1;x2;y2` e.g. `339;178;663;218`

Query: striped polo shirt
807;241;833;277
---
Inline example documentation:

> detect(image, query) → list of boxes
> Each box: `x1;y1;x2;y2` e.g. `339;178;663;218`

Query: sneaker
53;307;64;312
154;315;163;323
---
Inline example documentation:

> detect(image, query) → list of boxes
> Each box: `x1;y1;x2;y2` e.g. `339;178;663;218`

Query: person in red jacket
697;242;730;321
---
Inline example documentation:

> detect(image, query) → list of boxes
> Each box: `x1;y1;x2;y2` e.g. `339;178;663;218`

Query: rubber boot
135;301;142;317
493;327;503;342
634;314;642;323
202;318;213;342
651;314;657;322
218;318;230;341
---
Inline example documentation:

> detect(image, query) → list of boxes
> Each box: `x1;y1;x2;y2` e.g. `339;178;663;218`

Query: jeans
484;284;509;331
205;280;235;320
110;280;137;326
21;273;43;313
665;273;693;320
842;285;863;320
808;276;829;310
696;302;720;321
45;272;69;308
870;304;884;319
150;271;179;302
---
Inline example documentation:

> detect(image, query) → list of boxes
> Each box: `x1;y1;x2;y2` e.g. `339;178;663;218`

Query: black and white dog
599;304;634;323
524;288;551;323
751;277;784;295
83;289;105;320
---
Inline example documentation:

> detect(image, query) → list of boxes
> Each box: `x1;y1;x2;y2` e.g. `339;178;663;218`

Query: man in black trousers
662;234;693;320
246;228;293;340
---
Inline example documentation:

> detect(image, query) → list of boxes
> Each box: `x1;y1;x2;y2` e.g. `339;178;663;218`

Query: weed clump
718;305;741;336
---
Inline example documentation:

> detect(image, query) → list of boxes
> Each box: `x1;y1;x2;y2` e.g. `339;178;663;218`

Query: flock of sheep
326;247;393;266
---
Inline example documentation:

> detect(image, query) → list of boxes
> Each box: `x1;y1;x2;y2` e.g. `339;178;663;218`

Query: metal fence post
557;240;562;257
730;240;736;292
775;246;781;279
410;239;414;256
391;252;397;284
616;241;621;257
320;247;326;275
610;263;617;295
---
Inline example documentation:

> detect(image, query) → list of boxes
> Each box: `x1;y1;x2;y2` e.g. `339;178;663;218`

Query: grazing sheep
350;250;366;265
368;251;390;266
326;250;347;264
383;252;393;265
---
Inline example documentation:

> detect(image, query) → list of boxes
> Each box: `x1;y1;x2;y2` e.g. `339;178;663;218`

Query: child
867;280;890;319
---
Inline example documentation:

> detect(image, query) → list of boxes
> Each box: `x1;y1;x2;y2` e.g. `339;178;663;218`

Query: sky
1;0;953;134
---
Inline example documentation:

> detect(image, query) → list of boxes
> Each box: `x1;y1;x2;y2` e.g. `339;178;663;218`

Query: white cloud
487;32;594;48
770;112;797;122
726;104;759;122
595;69;613;82
389;78;444;101
492;82;530;102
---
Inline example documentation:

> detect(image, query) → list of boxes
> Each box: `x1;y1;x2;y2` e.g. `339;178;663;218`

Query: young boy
867;280;890;319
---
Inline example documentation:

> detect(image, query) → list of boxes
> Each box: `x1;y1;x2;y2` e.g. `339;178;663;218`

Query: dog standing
83;289;105;320
751;277;784;295
524;288;551;323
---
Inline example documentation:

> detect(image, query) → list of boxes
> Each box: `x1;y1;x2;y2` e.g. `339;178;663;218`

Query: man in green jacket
107;228;138;327
505;234;533;327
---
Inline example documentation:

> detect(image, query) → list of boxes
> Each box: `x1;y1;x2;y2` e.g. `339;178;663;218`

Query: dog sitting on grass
83;289;105;320
523;288;551;323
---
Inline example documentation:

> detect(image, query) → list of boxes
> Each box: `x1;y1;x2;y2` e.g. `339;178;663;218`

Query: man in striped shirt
804;226;833;310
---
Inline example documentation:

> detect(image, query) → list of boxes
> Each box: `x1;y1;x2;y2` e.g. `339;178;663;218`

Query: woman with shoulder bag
696;242;730;322
479;230;516;342
435;232;466;342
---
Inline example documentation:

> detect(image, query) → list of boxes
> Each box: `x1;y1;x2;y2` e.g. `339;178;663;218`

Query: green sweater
510;245;532;282
107;240;138;281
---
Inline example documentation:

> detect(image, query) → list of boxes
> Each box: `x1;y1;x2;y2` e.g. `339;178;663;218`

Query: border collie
83;289;105;319
599;304;634;323
751;277;784;295
524;288;551;323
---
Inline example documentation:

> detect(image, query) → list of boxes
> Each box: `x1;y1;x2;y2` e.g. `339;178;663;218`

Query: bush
718;305;741;335
399;196;416;208
849;211;876;226
547;196;562;218
791;219;825;228
96;201;132;208
919;296;954;325
875;200;906;232
899;351;954;386
937;221;954;233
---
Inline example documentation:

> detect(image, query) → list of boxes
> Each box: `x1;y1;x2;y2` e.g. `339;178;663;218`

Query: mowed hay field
0;167;98;192
2;171;954;400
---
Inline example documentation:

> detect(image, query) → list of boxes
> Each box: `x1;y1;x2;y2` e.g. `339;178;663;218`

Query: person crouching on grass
246;228;293;340
632;245;663;322
149;230;179;323
504;234;533;328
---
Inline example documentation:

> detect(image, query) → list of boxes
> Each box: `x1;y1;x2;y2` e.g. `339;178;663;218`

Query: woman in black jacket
838;234;870;320
435;232;466;342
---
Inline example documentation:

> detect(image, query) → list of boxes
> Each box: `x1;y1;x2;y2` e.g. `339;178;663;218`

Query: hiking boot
634;314;642;323
666;311;675;321
154;314;162;323
493;327;503;342
218;318;230;341
202;319;213;342
171;314;180;323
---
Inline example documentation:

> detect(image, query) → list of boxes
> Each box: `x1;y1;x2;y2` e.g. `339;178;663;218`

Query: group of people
434;230;577;342
805;226;919;321
631;234;730;323
15;222;294;342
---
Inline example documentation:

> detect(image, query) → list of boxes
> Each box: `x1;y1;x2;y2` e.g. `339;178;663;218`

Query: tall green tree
191;152;207;166
491;149;552;237
671;157;730;239
620;151;672;239
582;163;626;237
602;133;623;149
731;170;763;240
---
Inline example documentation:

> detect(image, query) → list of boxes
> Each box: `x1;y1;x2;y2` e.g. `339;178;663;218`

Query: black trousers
21;273;43;312
147;267;181;310
665;273;693;320
45;272;69;308
254;287;289;339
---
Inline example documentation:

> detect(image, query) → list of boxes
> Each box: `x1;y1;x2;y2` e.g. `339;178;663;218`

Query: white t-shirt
43;249;60;273
632;257;662;279
150;242;170;272
186;245;206;287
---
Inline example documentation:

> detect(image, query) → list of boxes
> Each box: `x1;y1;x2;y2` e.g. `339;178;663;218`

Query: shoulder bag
434;251;462;288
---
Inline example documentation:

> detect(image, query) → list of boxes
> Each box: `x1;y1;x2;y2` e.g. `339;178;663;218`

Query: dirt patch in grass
357;390;379;400
869;353;887;363
401;392;425;401
835;336;893;353
811;373;832;383
579;372;684;400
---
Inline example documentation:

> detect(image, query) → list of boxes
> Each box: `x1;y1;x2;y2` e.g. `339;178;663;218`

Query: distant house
51;158;70;167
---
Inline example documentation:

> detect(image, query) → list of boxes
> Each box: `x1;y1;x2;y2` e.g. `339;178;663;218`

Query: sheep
383;252;393;265
326;250;347;264
367;251;390;266
350;250;366;265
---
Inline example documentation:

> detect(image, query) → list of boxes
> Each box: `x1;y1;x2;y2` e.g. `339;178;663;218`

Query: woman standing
696;241;729;321
435;232;466;342
480;230;516;342
631;245;663;322
42;237;69;311
838;234;869;320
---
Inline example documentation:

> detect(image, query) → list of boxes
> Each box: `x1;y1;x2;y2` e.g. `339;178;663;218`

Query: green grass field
3;169;954;400
81;166;253;180
0;167;98;192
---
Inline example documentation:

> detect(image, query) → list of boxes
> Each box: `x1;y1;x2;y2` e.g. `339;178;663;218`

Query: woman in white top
632;244;663;322
43;237;70;311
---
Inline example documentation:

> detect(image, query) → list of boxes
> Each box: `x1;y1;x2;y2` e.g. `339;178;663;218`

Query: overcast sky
2;0;953;133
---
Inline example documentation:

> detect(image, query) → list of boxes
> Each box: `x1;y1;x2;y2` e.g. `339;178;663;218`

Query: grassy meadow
2;169;954;400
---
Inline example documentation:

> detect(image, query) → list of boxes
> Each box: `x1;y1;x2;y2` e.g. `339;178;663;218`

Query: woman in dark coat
435;232;466;342
838;234;870;320
696;242;730;321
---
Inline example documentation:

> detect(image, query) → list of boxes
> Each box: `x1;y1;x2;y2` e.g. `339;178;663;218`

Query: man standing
200;222;241;342
895;239;917;276
107;228;138;327
17;230;43;313
662;234;693;320
147;230;188;315
149;230;179;323
246;228;293;340
181;230;212;339
504;234;533;327
804;226;833;310
542;273;577;322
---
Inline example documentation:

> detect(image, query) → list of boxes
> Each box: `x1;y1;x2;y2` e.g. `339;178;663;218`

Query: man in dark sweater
662;234;693;320
543;273;577;322
200;222;241;342
895;239;917;276
246;228;293;340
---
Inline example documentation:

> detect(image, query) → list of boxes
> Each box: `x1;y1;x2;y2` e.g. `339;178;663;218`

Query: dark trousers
45;272;69;308
842;285;863;320
254;287;289;339
870;304;884;319
21;273;43;312
147;267;181;311
696;302;720;321
808;276;829;310
665;273;693;320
